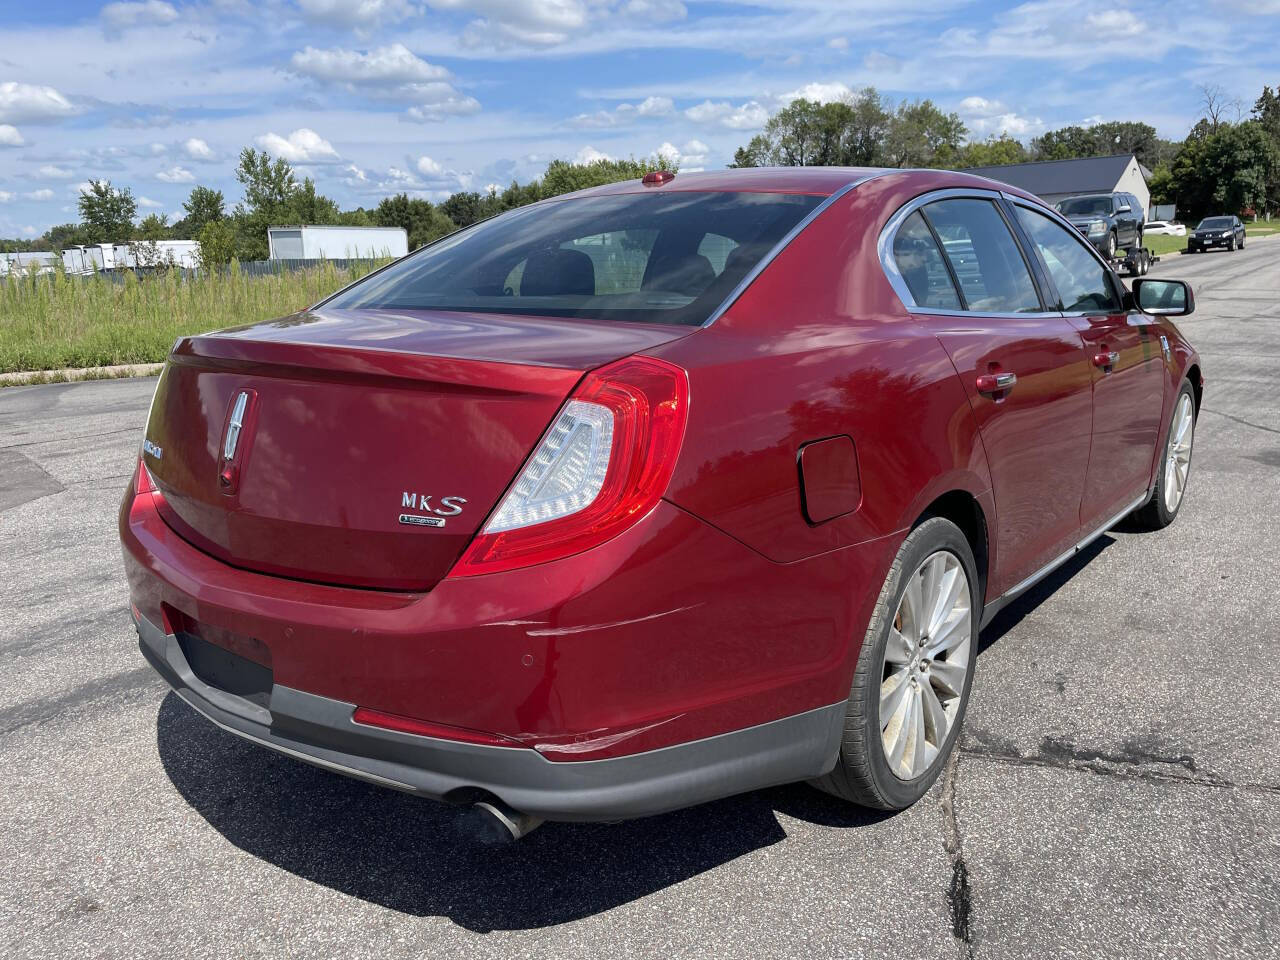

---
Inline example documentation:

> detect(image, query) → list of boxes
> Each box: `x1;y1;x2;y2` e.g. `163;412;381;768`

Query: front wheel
1132;383;1196;530
1105;231;1118;259
1227;237;1236;251
813;517;979;810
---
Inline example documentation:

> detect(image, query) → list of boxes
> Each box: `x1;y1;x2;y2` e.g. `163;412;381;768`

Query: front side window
1014;205;1120;314
324;192;822;326
891;210;961;310
921;198;1042;313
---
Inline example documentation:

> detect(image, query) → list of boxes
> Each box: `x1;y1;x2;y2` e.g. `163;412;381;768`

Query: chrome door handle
975;372;1017;395
1093;351;1120;368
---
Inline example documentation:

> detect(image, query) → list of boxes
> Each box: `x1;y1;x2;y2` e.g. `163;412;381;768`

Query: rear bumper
136;611;845;821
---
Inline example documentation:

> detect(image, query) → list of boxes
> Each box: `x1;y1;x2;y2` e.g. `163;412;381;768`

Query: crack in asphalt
940;748;975;959
0;665;162;738
1201;407;1280;436
959;731;1280;796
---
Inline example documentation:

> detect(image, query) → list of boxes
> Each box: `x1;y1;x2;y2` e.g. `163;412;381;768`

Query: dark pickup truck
1055;192;1145;259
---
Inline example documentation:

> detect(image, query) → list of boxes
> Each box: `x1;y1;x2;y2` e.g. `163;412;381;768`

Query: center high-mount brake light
448;356;689;577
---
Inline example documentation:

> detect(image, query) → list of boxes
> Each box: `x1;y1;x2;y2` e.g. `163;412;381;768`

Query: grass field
0;260;386;373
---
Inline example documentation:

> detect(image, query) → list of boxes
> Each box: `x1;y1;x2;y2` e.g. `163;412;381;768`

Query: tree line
2;150;670;261
730;84;1280;221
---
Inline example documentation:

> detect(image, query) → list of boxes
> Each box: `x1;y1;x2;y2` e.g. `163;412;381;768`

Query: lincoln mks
121;167;1201;838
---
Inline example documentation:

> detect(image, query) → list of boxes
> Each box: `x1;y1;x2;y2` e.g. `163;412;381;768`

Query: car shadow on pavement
977;534;1113;654
156;694;892;932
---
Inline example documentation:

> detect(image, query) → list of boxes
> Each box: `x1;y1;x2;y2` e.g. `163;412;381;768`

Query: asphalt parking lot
2;239;1278;959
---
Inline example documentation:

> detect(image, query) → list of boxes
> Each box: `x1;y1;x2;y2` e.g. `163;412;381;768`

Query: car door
1010;201;1166;532
885;193;1094;597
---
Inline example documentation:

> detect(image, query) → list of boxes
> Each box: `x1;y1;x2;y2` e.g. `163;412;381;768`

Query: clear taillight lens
484;399;615;533
448;356;689;577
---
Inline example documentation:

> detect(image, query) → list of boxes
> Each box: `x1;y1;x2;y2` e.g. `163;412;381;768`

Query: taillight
448;356;689;577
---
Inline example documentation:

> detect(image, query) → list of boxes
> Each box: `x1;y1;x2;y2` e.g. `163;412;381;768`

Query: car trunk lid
142;307;693;590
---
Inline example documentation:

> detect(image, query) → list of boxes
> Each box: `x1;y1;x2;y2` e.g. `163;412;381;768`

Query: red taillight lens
448;356;689;577
133;458;155;495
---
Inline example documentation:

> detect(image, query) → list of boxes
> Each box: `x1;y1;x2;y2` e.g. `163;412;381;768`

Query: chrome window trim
700;169;893;328
877;187;1064;320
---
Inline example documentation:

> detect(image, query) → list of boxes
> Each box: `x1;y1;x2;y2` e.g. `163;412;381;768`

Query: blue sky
0;0;1276;238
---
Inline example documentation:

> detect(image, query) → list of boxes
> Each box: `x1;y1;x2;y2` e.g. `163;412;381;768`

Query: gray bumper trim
136;614;846;821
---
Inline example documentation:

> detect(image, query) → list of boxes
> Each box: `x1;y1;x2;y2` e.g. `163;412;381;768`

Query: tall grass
0;260;387;373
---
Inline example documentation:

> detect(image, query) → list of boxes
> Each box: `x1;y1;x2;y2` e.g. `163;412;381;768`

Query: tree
1170;120;1278;221
285;177;341;225
233;147;298;260
180;186;225;238
197;219;236;269
726;90;890;168
540;155;669;197
136;213;171;241
882;99;966;168
77;179;137;245
957;133;1029;168
1199;84;1239;135
1030;121;1168;165
1254;84;1280;141
43;223;88;250
373;193;456;249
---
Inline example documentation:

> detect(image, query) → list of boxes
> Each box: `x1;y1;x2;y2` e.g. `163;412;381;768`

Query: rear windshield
1198;217;1232;229
324;191;823;326
1057;196;1112;217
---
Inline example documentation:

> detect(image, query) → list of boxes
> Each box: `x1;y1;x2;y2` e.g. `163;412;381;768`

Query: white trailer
267;225;408;261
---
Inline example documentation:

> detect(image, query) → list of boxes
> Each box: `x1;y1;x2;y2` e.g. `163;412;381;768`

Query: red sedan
121;167;1201;838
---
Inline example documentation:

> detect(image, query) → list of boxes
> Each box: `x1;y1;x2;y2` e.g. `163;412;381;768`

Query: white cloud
290;43;450;90
138;195;165;208
781;81;853;104
39;164;75;179
404;93;482;121
656;138;709;171
575;144;613;164
828;36;849;51
683;99;769;130
21;225;37;237
0;191;12;203
573;93;676;127
155;164;195;183
344;163;368;183
101;1;179;32
26;189;54;201
623;0;686;18
290;43;480;120
0;124;22;147
431;0;591;47
0;82;79;125
1085;9;1142;36
296;0;418;30
416;155;443;175
958;96;1044;138
254;128;341;164
183;137;213;160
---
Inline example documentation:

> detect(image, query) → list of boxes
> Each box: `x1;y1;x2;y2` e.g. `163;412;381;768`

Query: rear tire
813;517;979;810
1132;382;1196;530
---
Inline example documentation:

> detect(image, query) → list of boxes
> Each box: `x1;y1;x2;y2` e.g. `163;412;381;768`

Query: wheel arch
911;489;991;611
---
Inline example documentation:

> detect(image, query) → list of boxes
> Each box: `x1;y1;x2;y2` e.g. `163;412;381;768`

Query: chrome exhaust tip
464;799;544;843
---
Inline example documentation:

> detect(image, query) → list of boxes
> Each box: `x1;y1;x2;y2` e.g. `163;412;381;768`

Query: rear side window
891;211;961;309
325;192;822;326
921;198;1042;313
1014;205;1120;314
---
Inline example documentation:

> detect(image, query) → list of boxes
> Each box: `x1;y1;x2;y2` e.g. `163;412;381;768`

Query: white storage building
267;225;408;261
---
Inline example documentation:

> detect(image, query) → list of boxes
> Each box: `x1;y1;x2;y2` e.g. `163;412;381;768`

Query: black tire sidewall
855;517;980;808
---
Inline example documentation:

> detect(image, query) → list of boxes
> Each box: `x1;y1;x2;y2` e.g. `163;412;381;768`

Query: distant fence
4;257;392;285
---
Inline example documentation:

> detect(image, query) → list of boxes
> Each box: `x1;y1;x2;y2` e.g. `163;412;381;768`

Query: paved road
2;240;1278;959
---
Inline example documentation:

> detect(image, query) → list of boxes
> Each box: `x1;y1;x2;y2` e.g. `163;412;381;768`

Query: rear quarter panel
656;174;995;566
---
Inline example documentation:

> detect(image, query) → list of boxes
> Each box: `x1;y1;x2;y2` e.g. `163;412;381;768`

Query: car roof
550;166;1046;205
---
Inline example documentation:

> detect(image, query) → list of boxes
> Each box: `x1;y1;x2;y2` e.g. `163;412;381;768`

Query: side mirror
1133;278;1194;317
1116;204;1132;214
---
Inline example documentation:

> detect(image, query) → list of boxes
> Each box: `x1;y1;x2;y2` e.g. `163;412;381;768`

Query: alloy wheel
1163;393;1195;513
879;550;972;780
